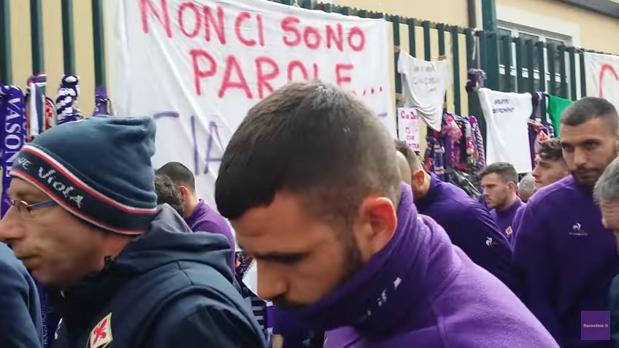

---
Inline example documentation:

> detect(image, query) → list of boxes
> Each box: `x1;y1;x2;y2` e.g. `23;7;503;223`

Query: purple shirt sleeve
192;220;235;250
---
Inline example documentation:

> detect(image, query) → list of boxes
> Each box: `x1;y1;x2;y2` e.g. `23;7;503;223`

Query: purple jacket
185;200;236;265
511;205;526;244
491;198;525;247
514;176;619;347
416;174;520;294
278;184;557;347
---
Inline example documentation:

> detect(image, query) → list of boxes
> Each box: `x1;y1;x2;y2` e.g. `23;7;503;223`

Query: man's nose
256;261;287;301
0;207;25;244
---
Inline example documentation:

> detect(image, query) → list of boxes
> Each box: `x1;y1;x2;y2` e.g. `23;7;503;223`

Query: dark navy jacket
0;242;43;348
52;205;266;348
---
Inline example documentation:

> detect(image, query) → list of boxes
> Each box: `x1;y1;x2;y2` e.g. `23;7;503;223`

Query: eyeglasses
9;199;58;218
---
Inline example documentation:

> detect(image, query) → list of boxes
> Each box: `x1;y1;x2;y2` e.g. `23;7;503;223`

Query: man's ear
354;197;397;261
508;181;518;193
177;185;191;201
412;170;425;186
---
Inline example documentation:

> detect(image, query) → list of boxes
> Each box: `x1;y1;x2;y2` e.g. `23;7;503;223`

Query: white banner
585;52;619;109
397;107;420;152
110;0;394;206
397;51;450;131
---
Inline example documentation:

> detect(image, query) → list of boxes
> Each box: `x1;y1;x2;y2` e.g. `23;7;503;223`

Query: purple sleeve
193;220;235;250
510;206;525;249
459;205;521;295
513;204;563;344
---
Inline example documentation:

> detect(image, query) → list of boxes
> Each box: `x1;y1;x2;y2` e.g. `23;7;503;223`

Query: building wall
9;0;96;113
496;0;619;54
331;0;470;26
3;0;618;114
331;0;619;55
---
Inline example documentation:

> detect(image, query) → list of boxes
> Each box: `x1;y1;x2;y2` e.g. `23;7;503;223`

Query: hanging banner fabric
110;0;394;206
584;52;619;109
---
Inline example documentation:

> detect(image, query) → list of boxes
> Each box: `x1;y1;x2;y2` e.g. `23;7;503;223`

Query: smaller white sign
397;107;420;152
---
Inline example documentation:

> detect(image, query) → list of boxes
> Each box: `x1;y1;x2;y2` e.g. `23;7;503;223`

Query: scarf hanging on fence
0;85;26;216
469;116;486;169
424;113;486;175
528;119;551;170
25;74;47;140
55;75;83;125
465;69;486;93
93;86;113;116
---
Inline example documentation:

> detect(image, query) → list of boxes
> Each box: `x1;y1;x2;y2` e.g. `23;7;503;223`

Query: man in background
480;162;524;244
156;162;235;251
518;174;535;203
512;139;569;237
154;174;184;217
514;97;619;346
532;139;569;191
396;140;519;293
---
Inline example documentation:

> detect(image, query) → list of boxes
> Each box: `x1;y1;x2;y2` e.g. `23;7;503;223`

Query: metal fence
0;0;614;127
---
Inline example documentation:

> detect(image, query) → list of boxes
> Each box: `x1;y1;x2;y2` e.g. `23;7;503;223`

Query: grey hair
594;156;619;205
518;173;536;196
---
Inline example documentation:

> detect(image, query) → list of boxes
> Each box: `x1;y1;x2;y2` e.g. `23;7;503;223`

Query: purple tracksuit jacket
185;200;236;266
514;175;619;347
277;184;557;347
416;174;520;294
491;198;525;246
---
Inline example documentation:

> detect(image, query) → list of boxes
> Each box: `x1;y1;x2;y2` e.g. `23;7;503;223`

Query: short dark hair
594;157;619;205
215;81;401;222
535;139;564;162
560;97;618;132
394;139;423;172
154;174;184;216
156;162;195;193
479;162;518;184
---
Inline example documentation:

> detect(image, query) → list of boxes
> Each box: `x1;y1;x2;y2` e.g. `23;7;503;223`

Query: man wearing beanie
0;116;266;347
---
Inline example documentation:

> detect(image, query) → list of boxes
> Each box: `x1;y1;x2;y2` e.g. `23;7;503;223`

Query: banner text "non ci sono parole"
140;0;369;99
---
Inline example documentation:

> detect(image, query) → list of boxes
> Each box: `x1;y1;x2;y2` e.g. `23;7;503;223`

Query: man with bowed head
215;80;557;347
514;97;619;347
395;140;519;294
0;116;265;347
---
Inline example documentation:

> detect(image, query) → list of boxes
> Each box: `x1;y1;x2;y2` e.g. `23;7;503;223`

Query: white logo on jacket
569;222;588;237
89;313;113;348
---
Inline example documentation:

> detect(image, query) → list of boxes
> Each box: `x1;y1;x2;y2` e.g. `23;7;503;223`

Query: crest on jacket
89;313;113;348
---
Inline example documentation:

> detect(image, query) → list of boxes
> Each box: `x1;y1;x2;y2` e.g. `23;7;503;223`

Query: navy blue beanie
11;116;158;235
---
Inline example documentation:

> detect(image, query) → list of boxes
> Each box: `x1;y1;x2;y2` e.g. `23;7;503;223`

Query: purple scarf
275;185;427;336
25;74;47;139
0;85;26;216
93;86;112;116
469;116;485;170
